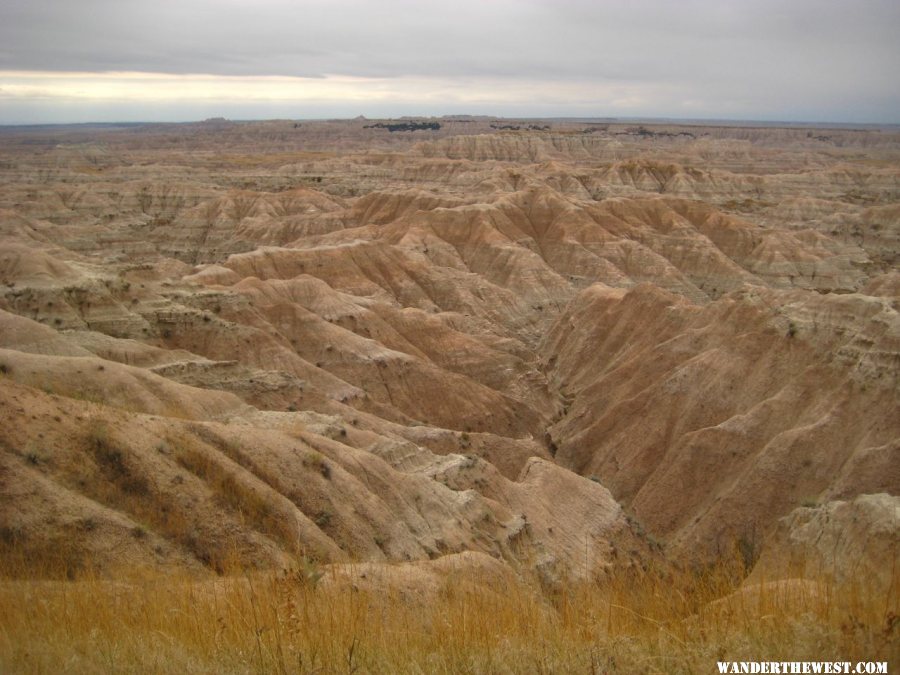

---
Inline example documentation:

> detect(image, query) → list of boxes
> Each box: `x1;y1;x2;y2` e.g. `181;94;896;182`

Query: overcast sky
1;0;898;124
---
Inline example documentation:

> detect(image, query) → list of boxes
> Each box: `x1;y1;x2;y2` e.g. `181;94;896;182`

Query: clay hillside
0;117;897;585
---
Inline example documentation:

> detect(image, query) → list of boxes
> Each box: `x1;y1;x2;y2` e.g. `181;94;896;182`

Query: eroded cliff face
0;118;896;578
542;283;898;561
747;493;899;593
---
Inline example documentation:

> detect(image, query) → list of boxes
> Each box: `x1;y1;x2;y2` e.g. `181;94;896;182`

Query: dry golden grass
0;551;896;674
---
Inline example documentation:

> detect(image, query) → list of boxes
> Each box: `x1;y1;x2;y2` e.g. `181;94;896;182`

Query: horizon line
1;115;898;130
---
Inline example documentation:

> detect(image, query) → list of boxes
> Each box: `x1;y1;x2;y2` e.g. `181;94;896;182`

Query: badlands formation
0;117;897;586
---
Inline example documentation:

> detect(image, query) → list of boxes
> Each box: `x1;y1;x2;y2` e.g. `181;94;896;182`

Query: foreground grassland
1;559;896;674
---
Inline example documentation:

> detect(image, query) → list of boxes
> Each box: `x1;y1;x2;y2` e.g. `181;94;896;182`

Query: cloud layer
1;0;898;123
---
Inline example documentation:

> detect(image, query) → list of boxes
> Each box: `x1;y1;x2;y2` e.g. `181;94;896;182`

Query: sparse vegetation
363;121;441;132
173;444;296;551
313;510;332;528
736;531;762;571
87;420;149;496
296;555;324;587
302;450;332;479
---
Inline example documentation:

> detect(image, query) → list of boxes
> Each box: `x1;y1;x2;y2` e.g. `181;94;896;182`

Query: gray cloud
1;0;898;122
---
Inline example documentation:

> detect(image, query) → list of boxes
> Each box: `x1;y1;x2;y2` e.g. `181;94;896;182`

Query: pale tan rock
748;494;899;592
